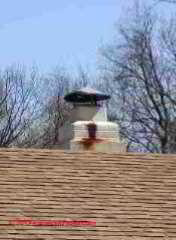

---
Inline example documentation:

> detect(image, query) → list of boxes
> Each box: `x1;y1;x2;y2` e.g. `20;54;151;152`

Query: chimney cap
64;87;110;103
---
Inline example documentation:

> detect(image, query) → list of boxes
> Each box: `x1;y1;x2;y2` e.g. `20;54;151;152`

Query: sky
0;0;174;74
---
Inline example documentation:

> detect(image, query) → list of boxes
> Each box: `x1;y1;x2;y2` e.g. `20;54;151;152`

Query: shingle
0;148;176;239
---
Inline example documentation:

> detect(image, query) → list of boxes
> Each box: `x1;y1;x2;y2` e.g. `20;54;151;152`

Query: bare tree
0;65;39;147
100;3;176;153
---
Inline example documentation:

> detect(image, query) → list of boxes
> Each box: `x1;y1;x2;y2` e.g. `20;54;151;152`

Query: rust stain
78;123;104;150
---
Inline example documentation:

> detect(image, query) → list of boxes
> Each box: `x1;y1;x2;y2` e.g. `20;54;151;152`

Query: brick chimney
58;87;126;153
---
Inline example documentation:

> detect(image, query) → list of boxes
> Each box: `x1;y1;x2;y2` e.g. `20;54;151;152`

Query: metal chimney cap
64;87;110;103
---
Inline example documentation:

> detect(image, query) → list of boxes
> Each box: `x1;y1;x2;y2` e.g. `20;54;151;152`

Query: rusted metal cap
64;87;110;103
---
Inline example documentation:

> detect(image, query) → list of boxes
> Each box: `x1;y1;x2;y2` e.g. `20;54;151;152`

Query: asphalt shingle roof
0;148;176;240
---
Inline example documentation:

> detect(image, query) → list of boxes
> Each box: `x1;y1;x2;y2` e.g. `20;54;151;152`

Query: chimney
58;87;126;153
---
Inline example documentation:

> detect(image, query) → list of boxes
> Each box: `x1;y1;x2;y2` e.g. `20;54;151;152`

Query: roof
64;87;110;103
1;148;176;240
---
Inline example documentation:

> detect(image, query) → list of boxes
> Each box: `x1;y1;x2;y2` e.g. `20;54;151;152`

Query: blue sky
0;0;173;74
